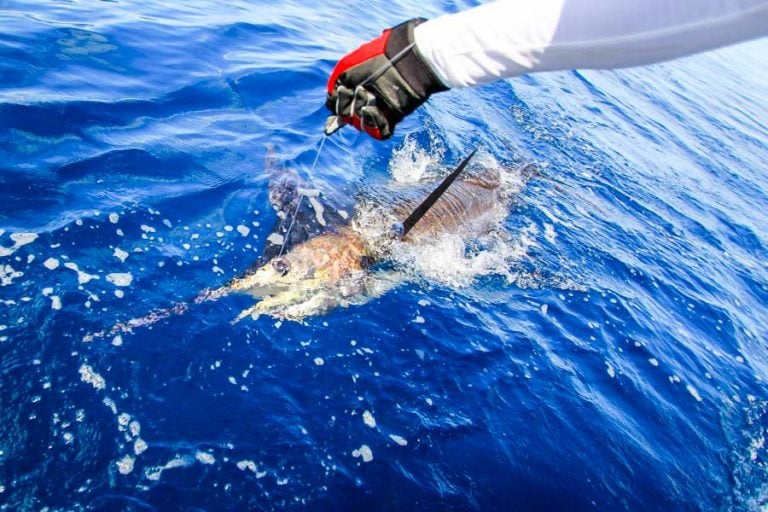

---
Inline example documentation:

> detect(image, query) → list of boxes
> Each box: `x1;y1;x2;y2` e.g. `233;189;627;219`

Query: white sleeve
414;0;768;88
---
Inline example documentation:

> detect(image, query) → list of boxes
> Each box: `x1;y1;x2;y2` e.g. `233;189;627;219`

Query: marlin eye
272;258;290;276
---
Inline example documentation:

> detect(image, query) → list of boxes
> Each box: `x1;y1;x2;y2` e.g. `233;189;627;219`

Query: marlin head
228;227;372;321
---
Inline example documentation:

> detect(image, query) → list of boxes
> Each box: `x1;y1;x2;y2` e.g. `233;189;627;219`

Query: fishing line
278;42;418;257
277;135;327;257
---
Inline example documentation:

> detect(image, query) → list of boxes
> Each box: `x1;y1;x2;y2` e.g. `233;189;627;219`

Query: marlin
83;151;535;340
223;150;541;322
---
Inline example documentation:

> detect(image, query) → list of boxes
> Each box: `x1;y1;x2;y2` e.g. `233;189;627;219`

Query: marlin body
84;155;533;341
225;167;516;322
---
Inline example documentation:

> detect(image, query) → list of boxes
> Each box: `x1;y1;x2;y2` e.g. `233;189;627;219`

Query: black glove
325;18;447;140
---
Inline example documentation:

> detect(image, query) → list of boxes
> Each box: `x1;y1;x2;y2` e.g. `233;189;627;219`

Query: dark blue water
1;1;767;510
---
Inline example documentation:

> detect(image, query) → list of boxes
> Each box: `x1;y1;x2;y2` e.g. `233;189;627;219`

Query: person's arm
326;0;768;139
416;0;768;88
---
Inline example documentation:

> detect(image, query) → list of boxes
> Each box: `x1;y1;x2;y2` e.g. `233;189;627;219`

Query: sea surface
1;1;767;510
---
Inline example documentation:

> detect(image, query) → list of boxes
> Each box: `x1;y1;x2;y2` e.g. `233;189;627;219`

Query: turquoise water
1;1;767;510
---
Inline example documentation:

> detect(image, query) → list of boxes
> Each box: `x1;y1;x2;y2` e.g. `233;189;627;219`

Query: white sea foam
134;438;148;455
236;460;257;472
106;273;133;287
79;364;105;390
145;455;193;481
352;445;373;462
103;397;118;414
164;456;192;469
389;434;408;446
236;460;267;478
64;262;99;284
687;384;703;402
195;451;216;465
307;195;327;226
0;232;38;258
118;413;131;430
542;222;557;244
116;455;135;475
362;410;376;428
0;265;23;286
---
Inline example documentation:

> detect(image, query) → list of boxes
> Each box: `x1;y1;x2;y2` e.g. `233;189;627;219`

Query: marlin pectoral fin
361;270;404;301
231;278;321;323
232;292;292;324
232;298;289;323
281;291;336;321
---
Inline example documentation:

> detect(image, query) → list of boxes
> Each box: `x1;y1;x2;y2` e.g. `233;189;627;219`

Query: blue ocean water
1;0;767;510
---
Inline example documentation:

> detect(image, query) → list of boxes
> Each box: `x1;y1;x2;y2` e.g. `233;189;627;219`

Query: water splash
354;158;539;289
388;137;445;184
390;228;535;288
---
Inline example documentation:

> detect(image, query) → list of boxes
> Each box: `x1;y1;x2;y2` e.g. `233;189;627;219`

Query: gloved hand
325;18;447;140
